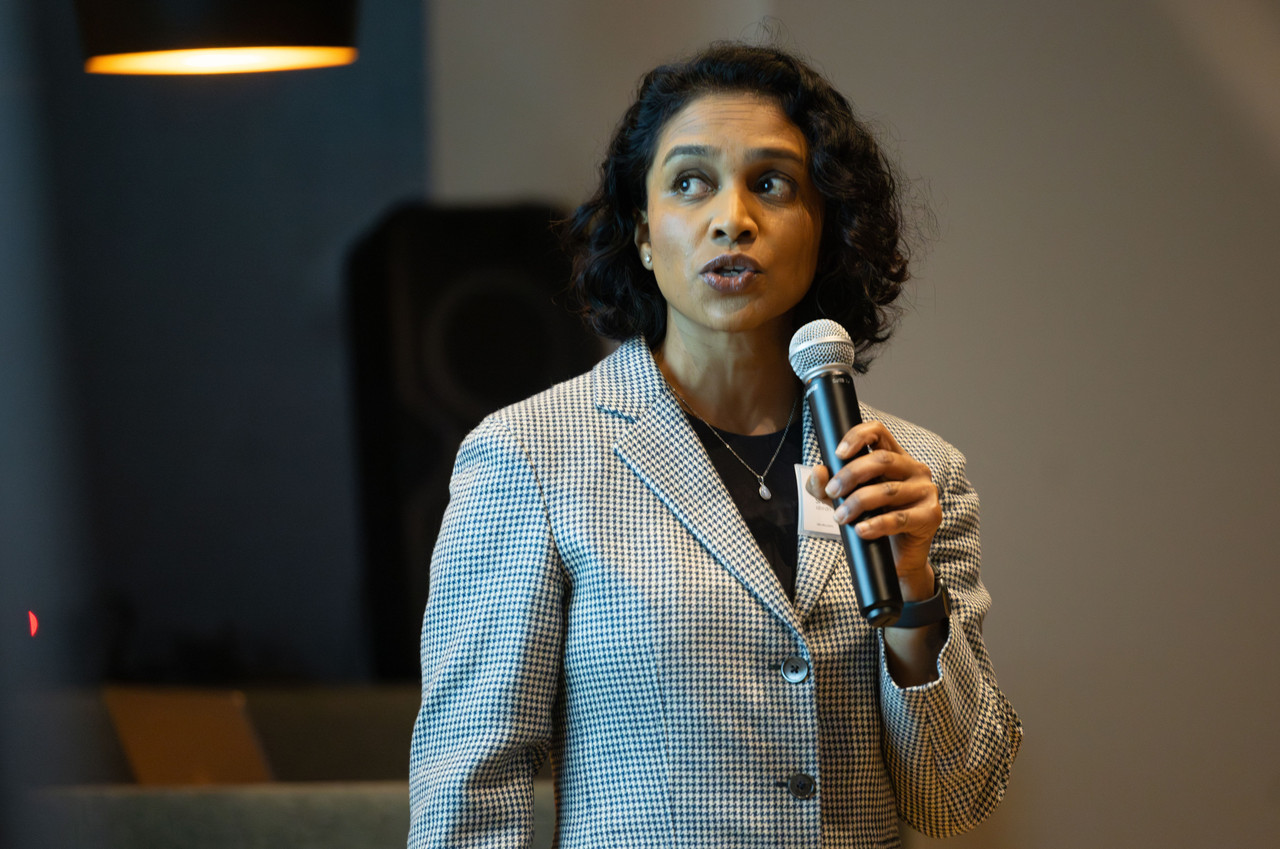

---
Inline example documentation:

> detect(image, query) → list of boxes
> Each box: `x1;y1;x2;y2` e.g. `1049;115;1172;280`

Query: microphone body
790;321;902;627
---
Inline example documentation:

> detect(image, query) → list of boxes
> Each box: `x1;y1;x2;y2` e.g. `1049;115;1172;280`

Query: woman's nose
710;185;757;246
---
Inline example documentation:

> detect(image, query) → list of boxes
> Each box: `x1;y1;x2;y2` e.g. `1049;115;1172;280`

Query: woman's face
636;92;824;344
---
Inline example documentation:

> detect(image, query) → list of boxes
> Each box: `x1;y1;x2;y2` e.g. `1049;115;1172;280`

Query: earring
643;251;651;267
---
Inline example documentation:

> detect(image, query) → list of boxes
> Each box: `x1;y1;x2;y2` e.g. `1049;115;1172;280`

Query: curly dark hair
562;42;912;372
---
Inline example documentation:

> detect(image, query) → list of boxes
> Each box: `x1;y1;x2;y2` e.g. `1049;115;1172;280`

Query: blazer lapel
792;403;844;625
593;339;800;632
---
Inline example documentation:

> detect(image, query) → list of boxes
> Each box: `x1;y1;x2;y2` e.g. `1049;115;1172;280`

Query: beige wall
428;0;771;204
428;2;1280;846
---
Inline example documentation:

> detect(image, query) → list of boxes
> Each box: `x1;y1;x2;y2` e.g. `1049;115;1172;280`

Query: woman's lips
699;253;762;293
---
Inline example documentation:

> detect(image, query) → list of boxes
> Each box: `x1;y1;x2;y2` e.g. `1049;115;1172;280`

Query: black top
685;413;804;600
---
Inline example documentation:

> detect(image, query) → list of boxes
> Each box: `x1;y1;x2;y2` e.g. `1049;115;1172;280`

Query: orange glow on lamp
73;1;359;76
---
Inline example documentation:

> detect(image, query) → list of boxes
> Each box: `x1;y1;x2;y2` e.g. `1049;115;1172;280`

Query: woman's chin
669;304;796;341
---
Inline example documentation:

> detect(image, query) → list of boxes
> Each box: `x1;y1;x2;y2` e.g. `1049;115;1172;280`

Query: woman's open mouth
699;253;762;292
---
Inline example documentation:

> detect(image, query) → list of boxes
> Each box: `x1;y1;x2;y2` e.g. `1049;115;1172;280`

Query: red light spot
29;611;38;637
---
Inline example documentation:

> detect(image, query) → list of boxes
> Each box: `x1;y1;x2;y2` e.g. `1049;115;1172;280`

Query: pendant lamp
73;0;359;75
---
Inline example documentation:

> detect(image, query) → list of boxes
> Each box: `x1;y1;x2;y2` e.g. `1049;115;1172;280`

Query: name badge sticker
794;464;840;540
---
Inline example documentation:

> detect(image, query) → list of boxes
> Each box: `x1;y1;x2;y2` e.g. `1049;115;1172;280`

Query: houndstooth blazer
408;337;1021;848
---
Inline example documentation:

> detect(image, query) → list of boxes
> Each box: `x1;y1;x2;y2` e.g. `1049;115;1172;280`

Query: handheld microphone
789;320;902;627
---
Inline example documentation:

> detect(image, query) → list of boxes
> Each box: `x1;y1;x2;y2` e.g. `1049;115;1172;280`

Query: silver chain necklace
668;385;799;501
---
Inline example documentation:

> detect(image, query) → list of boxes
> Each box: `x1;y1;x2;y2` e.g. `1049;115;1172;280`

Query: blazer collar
592;338;842;630
590;336;666;421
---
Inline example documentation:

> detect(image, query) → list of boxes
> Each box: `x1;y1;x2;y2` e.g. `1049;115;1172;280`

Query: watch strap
892;576;950;628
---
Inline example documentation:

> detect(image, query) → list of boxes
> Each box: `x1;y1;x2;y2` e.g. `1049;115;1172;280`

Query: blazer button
787;772;816;799
780;655;810;683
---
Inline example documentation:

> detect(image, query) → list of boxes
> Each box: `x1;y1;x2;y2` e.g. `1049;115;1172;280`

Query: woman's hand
804;421;942;601
806;420;946;685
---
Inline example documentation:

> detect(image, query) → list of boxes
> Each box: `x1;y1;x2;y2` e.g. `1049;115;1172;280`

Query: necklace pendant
758;480;772;500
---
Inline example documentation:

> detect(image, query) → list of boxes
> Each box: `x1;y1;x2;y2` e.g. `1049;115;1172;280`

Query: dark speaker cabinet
346;203;603;679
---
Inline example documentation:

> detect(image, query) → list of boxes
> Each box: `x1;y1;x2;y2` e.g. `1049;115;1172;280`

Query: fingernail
836;440;850;455
834;505;848;522
855;521;872;537
825;479;840;497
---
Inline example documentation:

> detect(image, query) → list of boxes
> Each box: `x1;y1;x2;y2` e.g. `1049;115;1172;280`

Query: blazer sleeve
877;440;1023;838
408;416;566;849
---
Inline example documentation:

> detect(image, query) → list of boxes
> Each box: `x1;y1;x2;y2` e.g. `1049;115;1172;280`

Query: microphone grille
788;319;856;380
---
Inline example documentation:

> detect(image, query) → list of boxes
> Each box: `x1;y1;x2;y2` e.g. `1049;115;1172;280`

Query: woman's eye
674;174;712;196
759;174;797;201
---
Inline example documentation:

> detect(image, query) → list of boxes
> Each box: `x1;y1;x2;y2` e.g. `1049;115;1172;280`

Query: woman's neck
655;320;799;435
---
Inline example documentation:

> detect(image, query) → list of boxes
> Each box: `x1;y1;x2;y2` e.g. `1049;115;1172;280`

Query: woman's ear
634;212;652;269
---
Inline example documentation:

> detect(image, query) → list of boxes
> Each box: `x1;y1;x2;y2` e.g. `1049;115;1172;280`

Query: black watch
892;577;950;628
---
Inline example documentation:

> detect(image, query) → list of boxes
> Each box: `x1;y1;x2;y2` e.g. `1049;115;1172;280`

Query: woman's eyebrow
661;144;712;166
660;144;805;167
748;146;805;166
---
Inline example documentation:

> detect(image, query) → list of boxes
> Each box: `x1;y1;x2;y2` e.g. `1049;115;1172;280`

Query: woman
409;43;1020;848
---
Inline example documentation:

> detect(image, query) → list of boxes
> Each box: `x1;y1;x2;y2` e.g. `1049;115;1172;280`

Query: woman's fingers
804;421;942;582
832;420;902;462
824;423;901;496
832;476;936;525
804;464;832;500
850;499;942;542
814;422;941;540
824;446;922;501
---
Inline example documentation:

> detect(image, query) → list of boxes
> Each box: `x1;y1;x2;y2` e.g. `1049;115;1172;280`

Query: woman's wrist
897;563;936;602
